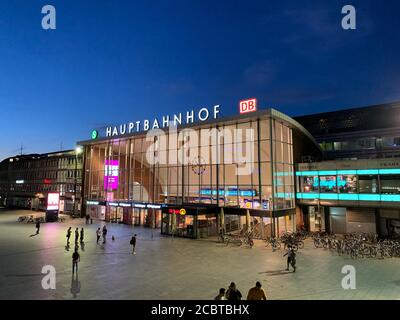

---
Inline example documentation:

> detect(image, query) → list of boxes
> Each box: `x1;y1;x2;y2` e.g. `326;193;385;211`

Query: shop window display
319;176;337;193
338;175;357;193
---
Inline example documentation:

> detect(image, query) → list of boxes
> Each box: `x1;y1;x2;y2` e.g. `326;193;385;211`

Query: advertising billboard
47;192;60;211
104;160;119;190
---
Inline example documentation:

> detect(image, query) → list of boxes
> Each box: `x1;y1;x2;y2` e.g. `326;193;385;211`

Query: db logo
239;98;257;114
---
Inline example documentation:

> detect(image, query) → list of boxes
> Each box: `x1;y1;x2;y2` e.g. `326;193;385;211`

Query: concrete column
220;207;225;233
246;209;251;232
276;217;279;236
260;217;265;239
171;212;176;234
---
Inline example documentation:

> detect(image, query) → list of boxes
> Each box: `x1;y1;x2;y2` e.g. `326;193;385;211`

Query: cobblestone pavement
0;209;399;300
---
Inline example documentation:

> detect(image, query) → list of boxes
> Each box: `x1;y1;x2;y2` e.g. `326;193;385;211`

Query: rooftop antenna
9;144;28;156
17;143;27;155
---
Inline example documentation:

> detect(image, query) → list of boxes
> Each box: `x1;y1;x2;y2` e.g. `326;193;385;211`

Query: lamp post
315;198;321;232
73;146;83;217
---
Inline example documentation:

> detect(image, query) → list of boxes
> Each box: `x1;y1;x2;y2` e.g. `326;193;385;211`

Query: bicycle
17;216;28;222
265;237;281;251
225;234;243;246
243;234;254;248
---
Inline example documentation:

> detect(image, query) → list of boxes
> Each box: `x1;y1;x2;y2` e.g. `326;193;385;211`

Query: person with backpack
284;246;297;272
66;227;72;244
130;234;137;254
225;282;242;301
72;248;80;274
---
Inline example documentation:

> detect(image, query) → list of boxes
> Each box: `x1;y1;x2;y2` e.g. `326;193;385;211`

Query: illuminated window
301;176;318;193
319;176;337;193
358;175;378;193
338;175;357;193
380;175;400;194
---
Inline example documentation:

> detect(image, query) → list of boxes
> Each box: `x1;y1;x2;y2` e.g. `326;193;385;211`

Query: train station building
78;103;321;239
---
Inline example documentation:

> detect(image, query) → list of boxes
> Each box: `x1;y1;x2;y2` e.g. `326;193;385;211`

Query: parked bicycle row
264;231;308;251
218;229;309;251
17;215;65;223
218;230;255;247
312;232;400;259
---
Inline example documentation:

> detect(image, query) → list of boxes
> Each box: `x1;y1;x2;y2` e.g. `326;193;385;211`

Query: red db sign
239;98;257;114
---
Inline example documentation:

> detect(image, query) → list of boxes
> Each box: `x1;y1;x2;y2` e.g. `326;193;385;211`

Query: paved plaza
0;208;399;300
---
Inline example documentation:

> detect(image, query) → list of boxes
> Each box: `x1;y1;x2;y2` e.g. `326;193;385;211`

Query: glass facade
82;113;297;236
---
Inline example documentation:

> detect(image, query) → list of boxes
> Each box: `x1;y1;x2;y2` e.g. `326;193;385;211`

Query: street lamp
73;146;83;217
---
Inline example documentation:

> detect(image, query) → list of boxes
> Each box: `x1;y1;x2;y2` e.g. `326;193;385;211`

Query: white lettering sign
105;105;220;137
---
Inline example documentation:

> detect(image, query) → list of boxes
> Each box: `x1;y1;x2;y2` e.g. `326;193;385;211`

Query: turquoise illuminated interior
296;168;400;202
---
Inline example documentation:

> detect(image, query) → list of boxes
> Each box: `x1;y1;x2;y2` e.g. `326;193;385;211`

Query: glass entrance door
109;207;123;223
133;208;141;226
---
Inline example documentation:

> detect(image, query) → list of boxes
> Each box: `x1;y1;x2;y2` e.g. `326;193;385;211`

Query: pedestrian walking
72;248;80;274
284;246;297;272
80;228;84;243
246;281;267;300
225;282;242;301
102;225;107;243
74;228;79;244
85;214;90;224
214;288;226;300
96;227;101;244
66;227;72;244
130;234;137;254
35;220;41;234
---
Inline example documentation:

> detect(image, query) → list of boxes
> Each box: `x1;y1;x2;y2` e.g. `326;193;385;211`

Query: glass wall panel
238;169;252;185
359;175;378;193
274;122;283;141
224;164;237;185
261;185;272;210
301;176;318;192
260;142;270;162
380;175;400;194
259;119;270;140
260;162;271;185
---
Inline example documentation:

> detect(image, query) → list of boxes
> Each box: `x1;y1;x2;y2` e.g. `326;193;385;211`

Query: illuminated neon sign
168;208;186;215
239;98;257;114
104;160;119;190
103;105;221;138
312;177;347;189
200;188;256;197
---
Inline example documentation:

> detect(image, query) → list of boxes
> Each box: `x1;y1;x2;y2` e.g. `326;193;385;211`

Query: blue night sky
1;0;400;159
